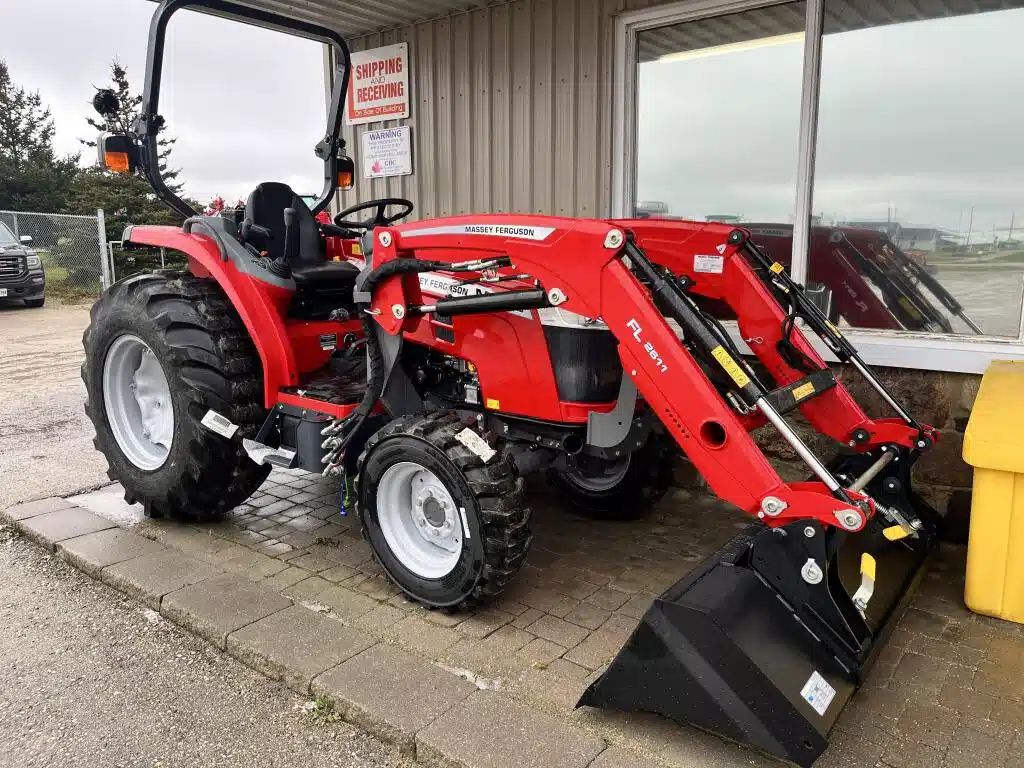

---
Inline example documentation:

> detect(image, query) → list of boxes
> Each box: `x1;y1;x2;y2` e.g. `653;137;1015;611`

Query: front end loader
83;2;941;765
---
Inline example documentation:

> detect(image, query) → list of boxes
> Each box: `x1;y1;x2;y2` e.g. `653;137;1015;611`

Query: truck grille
0;253;26;281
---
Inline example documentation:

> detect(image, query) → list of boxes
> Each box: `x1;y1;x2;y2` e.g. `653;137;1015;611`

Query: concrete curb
1;497;656;768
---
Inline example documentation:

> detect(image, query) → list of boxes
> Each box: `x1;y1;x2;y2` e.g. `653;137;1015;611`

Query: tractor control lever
282;208;296;261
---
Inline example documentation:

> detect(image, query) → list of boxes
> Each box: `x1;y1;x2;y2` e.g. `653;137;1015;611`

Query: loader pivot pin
801;558;824;584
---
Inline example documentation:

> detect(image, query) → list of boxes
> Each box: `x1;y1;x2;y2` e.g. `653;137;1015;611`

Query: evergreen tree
0;60;79;211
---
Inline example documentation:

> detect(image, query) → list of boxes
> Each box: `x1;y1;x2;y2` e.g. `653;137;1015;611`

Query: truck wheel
356;411;531;608
552;435;674;520
82;272;270;522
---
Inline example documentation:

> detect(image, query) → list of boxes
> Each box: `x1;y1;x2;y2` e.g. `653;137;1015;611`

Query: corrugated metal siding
338;0;678;220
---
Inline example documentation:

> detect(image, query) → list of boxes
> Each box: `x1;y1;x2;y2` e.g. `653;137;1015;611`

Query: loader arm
621;219;929;450
365;217;914;533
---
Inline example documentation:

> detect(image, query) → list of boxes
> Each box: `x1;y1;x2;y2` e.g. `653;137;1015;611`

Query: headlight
26;254;41;268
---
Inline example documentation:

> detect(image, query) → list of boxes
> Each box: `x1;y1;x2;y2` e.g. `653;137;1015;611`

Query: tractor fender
121;224;298;407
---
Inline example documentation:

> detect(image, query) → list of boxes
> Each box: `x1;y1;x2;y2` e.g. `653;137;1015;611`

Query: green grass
307;694;342;725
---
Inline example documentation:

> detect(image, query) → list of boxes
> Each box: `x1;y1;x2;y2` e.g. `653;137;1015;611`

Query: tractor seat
245;182;360;318
291;259;360;290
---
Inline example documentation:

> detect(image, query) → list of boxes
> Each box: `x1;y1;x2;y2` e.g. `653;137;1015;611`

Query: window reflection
811;3;1024;337
634;4;806;224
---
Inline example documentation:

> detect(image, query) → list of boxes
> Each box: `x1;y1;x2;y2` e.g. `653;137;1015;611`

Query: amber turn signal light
104;151;132;174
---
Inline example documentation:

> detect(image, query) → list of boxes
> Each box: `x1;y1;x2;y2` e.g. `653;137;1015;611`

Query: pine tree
0;60;79;211
82;61;182;193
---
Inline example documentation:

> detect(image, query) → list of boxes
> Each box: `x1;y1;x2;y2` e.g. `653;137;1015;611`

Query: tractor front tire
357;411;532;609
551;433;674;520
82;272;270;522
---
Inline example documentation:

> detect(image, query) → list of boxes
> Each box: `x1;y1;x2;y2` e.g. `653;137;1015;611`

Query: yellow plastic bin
963;360;1024;624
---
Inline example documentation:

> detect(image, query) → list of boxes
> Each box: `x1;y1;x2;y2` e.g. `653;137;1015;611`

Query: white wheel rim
102;334;174;471
566;454;631;493
376;461;463;579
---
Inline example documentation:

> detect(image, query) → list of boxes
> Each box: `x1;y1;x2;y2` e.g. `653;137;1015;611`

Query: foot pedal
243;438;297;468
764;369;837;415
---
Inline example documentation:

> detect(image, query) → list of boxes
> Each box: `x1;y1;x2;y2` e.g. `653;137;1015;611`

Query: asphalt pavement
0;525;406;768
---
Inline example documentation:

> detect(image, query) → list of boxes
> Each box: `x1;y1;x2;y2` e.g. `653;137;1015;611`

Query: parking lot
3;301;1024;768
0;301;107;509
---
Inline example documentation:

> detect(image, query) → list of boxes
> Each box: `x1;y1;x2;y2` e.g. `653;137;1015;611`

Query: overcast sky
637;5;1024;238
4;0;327;203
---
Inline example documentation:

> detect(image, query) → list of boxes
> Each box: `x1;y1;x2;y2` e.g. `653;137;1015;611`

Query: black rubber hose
326;258;448;464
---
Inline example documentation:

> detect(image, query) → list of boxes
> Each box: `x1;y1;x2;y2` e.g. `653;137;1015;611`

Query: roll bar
137;0;353;218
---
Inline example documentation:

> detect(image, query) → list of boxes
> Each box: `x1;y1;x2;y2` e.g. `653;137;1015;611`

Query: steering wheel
334;198;414;230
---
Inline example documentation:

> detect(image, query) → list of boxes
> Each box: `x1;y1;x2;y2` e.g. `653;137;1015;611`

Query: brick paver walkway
52;471;1024;767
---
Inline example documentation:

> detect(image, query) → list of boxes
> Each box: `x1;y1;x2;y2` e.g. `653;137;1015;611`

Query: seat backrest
244;182;321;264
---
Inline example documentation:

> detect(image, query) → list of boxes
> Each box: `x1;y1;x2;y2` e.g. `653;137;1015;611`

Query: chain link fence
0;210;109;300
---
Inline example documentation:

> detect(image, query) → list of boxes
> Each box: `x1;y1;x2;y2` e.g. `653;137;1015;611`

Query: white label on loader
201;409;238;439
455;427;497;463
694;254;724;274
800;671;836;716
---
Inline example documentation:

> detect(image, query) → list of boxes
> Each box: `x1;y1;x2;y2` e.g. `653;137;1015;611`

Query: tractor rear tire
551;434;674;520
356;411;532;609
82;272;270;522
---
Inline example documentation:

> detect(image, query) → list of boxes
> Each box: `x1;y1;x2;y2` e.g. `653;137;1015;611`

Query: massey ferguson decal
401;224;555;241
418;273;533;318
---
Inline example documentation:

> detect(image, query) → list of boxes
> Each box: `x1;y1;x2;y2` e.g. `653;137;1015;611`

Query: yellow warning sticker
860;553;877;581
898;296;921;319
770;262;784;274
792;381;816;401
485;398;500;410
883;525;910;541
710;345;751;388
351;242;363;255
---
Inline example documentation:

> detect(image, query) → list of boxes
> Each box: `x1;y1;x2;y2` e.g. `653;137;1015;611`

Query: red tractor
84;2;943;765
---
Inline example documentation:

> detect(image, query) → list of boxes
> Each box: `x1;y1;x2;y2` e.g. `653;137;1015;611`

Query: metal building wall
338;0;674;221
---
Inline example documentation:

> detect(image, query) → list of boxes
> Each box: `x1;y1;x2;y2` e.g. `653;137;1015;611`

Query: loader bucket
577;452;938;767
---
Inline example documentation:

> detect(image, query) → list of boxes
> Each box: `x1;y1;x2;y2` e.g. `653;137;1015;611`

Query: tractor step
242;438;297;468
764;369;837;415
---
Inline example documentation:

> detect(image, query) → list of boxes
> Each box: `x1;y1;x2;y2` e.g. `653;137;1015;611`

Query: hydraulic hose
322;257;448;471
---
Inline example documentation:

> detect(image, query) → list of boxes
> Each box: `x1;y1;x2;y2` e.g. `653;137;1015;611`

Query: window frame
613;0;1024;374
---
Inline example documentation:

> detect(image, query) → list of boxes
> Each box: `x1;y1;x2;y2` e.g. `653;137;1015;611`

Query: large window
622;0;1024;369
635;4;806;223
812;4;1024;338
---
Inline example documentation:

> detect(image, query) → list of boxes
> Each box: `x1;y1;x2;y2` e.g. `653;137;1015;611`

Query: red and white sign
346;43;409;125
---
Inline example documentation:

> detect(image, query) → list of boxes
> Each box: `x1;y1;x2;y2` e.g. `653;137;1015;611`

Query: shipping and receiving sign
361;125;413;178
347;43;409;125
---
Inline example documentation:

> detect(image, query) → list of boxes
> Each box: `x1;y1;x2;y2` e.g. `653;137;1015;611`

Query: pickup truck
0;221;45;308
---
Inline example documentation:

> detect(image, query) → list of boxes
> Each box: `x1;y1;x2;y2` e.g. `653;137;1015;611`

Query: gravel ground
0;301;108;509
0;525;406;768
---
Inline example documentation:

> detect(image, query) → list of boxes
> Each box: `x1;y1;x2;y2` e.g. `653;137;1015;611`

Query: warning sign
361;126;412;178
347;43;410;125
